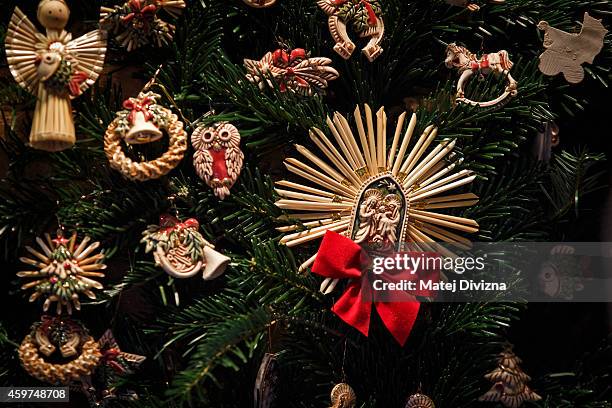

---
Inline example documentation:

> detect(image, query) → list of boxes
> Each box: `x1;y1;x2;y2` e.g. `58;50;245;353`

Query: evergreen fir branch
165;306;272;402
543;148;607;221
206;168;282;245
467;158;549;241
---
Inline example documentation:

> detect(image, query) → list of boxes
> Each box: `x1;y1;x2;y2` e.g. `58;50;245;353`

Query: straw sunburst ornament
275;105;480;289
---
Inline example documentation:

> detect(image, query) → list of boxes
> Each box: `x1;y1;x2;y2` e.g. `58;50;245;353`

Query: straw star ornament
275;105;480;280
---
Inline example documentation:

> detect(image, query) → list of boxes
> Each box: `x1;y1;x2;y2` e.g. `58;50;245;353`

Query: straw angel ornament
5;0;107;152
275;105;480;345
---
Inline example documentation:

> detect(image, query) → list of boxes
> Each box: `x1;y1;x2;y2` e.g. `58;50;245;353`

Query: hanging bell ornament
104;91;188;181
329;383;356;408
192;122;245;200
141;215;230;279
405;393;435;408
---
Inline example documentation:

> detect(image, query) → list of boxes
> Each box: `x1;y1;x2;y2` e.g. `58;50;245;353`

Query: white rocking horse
445;43;518;108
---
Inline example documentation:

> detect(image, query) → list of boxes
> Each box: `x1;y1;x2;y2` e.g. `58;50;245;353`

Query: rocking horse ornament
317;0;385;62
445;43;518;108
5;0;107;152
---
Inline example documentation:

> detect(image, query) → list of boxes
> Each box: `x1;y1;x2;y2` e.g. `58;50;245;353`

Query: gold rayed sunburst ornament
275;105;479;287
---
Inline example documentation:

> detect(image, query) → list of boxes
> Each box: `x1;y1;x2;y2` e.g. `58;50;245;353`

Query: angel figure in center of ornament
5;0;107;152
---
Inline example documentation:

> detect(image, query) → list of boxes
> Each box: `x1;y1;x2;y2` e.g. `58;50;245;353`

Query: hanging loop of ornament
317;0;385;62
104;91;188;181
19;316;102;385
191;122;245;200
444;43;518;108
18;232;106;315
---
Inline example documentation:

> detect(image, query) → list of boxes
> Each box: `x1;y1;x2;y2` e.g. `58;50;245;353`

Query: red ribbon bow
122;0;158;25
159;214;200;233
470;54;490;71
312;231;438;346
69;71;89;97
123;96;154;124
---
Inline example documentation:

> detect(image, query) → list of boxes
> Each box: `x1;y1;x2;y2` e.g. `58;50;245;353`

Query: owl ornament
5;0;107;152
192;122;245;200
141;215;230;280
317;0;384;62
100;0;186;51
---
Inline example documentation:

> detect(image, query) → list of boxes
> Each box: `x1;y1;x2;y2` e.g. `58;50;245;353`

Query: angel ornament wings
317;0;384;62
244;47;339;96
192;122;245;200
5;0;107;152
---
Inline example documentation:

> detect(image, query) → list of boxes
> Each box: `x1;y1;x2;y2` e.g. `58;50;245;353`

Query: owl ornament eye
191;122;245;200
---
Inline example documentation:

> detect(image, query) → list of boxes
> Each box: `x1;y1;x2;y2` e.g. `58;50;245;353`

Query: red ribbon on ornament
312;231;437;346
123;96;155;124
332;0;377;26
69;71;89;97
158;214;200;233
470;54;490;71
122;0;158;25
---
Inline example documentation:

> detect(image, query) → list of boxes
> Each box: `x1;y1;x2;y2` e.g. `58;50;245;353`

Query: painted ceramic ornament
18;232;106;315
445;43;518;108
104;91;188;181
19;316;102;385
538;12;608;84
5;0;107;152
244;47;339;96
141;215;230;279
74;330;146;407
192;122;245;200
405;393;435;408
100;0;186;51
317;0;384;61
329;383;356;408
243;0;277;7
